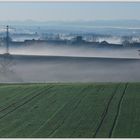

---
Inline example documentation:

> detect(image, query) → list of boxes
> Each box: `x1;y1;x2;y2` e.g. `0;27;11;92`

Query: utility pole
6;25;9;55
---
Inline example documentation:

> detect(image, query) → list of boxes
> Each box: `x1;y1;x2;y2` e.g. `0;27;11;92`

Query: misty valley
0;23;140;82
1;2;140;138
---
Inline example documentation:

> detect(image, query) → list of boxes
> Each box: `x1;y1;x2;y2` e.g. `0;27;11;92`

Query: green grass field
0;83;139;138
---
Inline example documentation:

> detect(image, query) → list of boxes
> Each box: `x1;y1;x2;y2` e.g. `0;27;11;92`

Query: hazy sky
0;2;140;21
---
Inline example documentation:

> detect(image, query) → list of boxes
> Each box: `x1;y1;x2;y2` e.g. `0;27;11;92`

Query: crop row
0;83;139;138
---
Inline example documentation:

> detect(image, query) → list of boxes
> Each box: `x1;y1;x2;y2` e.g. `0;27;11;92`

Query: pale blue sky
0;2;140;21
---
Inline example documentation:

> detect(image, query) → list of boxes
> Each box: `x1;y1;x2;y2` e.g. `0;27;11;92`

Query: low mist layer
0;55;140;83
0;44;140;83
0;44;139;59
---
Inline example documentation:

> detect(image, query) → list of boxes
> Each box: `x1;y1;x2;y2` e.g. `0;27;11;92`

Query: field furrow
112;83;140;138
93;84;119;137
0;83;139;138
0;86;53;120
109;83;128;138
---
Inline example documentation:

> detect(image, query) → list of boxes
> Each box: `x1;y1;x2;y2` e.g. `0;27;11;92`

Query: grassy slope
0;83;139;138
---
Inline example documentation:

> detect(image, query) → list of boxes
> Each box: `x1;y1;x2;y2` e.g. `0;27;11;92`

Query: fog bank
0;44;139;59
0;55;140;83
